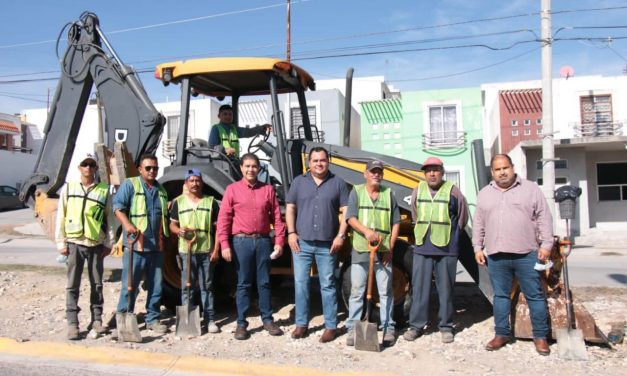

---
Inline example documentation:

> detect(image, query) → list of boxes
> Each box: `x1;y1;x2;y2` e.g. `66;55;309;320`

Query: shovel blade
175;304;202;337
354;321;380;352
116;312;142;343
556;328;588;360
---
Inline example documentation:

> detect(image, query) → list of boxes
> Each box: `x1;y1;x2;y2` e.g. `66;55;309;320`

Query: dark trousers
181;252;215;322
408;254;457;332
232;236;273;327
66;243;104;326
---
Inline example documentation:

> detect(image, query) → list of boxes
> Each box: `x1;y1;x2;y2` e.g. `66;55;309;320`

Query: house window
512;130;519;136
524;129;531;135
536;160;568;169
524;119;531;126
537;177;568;185
581;95;612;124
537;128;542;135
167;115;179;140
290;105;317;138
393;123;401;129
162;115;180;158
394;143;402;150
394;132;401;139
597;162;627;201
383;143;391;150
429;105;457;145
383;133;391;140
444;171;461;187
383;123;391;129
372;124;380;130
511;120;518;126
372;133;380;140
536;119;542;125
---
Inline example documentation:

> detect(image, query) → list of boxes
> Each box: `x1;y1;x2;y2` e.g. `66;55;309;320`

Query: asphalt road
0;208;625;287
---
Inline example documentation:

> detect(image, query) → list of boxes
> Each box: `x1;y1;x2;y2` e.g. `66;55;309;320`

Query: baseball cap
81;153;96;164
421;157;444;170
365;160;384;171
185;168;202;180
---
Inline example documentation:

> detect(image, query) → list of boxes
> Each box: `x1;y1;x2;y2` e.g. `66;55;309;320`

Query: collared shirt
472;175;554;255
113;177;165;252
217;179;285;250
286;171;349;241
55;181;115;250
409;183;469;256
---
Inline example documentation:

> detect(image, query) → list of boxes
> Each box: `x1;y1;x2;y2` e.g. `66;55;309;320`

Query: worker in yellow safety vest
169;168;221;334
207;104;271;158
55;153;115;340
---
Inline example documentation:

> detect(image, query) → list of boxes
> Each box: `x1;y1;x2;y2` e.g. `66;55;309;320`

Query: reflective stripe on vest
413;180;453;247
129;177;170;237
64;182;109;241
216;123;240;157
175;194;214;253
352;184;392;253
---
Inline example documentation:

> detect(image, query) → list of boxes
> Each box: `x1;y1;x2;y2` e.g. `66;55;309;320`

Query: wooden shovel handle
366;235;382;300
185;230;198;289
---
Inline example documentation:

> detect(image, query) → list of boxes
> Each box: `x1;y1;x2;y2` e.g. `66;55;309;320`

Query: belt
233;233;269;239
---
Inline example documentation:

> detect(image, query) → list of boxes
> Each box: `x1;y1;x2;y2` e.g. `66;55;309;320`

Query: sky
1;0;626;115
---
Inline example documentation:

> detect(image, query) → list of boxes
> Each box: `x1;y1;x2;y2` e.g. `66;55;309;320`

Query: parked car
0;185;26;210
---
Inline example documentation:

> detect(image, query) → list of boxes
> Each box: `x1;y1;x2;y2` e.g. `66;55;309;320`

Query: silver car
0;185;26;211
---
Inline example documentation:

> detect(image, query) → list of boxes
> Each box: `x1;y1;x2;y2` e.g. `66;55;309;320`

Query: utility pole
541;0;556;217
286;0;291;61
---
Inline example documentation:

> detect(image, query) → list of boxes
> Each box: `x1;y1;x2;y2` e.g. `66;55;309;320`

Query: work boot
319;329;337;343
346;328;355;346
403;328;424;341
441;330;455;344
234;325;250;340
146;321;168;334
207;321;220;334
291;326;307;339
533;338;550;356
91;320;107;334
383;329;397;347
67;325;80;340
485;335;511;351
263;321;284;336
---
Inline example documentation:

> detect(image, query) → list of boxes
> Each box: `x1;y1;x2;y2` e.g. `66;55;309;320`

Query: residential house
0;113;41;188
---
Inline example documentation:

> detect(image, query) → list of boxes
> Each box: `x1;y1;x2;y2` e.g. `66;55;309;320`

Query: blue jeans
409;254;457;332
347;256;395;331
292;240;338;329
232;237;273;327
487;251;549;339
181;252;215;322
116;249;164;324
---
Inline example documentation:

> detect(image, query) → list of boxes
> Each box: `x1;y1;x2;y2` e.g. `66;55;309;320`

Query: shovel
116;230;142;343
355;235;382;352
556;219;588;360
176;230;202;337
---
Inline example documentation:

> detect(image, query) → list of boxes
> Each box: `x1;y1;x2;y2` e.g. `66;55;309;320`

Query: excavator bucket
511;238;608;344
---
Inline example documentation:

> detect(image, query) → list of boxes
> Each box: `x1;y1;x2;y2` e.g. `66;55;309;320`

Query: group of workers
55;107;553;356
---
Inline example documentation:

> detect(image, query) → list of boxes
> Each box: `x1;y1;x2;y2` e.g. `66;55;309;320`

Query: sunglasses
143;166;159;172
80;162;97;168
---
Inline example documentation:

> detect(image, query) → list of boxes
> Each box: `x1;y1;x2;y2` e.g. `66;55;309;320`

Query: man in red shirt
217;153;286;340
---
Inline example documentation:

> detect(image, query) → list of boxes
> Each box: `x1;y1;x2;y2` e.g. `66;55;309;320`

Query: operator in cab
208;104;271;158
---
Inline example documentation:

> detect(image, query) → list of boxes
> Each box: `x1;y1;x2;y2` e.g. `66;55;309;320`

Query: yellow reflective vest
64;182;109;241
129;177;169;237
174;194;214;254
216;123;240;157
414;181;453;247
352;184;392;253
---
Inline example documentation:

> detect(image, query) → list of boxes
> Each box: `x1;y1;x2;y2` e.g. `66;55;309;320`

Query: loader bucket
511;237;608;344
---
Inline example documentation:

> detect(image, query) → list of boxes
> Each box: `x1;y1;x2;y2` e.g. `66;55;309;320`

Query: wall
586;150;627;230
400;88;484;212
0;149;38;188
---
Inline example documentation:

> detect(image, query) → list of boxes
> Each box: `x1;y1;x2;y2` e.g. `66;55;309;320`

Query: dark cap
185;168;202;180
365;160;384;171
420;156;444;170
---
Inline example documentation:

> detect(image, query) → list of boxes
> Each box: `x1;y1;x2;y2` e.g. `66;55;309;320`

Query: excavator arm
19;12;165;238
